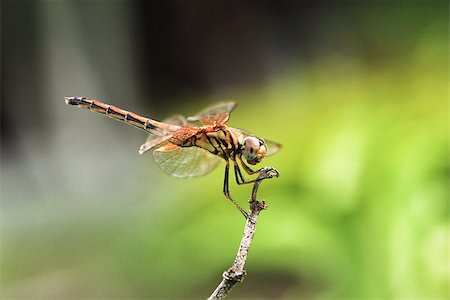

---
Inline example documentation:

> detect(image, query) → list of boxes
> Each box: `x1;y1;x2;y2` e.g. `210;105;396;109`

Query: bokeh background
1;1;448;299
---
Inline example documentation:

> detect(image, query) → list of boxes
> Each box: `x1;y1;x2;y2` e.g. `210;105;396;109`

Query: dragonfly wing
163;114;188;126
233;128;281;157
187;101;237;124
139;135;171;155
153;143;222;177
263;138;282;156
139;115;186;155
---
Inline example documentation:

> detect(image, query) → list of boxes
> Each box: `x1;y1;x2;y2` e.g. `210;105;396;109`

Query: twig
208;167;280;300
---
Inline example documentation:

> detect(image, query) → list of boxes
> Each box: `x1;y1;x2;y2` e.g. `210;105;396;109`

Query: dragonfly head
242;137;267;165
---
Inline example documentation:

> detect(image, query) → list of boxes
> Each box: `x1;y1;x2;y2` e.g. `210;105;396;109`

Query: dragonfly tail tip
64;97;82;106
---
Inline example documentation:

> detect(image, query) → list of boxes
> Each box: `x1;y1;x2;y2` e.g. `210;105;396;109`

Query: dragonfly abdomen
65;97;166;135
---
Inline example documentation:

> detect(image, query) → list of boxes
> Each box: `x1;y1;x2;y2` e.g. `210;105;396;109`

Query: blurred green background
1;1;448;299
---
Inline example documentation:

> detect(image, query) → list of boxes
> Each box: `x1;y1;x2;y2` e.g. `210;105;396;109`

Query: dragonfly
65;97;281;218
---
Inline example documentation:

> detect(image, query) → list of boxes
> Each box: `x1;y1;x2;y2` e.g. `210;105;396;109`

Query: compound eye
243;137;266;165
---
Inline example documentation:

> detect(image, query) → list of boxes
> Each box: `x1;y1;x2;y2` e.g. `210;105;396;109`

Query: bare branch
208;167;279;300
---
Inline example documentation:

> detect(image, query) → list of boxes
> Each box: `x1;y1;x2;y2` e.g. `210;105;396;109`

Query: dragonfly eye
243;137;267;165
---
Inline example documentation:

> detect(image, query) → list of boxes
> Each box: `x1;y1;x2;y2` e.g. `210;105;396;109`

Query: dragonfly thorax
242;136;267;165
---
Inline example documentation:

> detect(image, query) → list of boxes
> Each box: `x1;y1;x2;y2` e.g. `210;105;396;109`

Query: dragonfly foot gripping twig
208;167;279;300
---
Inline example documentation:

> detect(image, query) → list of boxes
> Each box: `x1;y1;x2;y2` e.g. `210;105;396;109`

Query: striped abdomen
65;97;178;135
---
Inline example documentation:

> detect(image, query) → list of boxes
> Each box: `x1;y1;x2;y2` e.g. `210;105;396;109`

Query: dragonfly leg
233;161;262;186
223;161;248;219
233;158;279;184
233;160;246;184
238;156;263;175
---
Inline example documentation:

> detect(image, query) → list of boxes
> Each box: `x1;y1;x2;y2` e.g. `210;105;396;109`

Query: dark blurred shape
136;0;273;97
2;1;44;162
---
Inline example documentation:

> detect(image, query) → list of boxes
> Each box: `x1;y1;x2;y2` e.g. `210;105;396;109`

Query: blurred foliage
1;4;448;300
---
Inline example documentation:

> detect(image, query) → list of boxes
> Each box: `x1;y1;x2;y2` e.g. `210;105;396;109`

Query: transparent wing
139;135;171;155
153;143;222;177
187;101;237;124
232;128;281;157
163;114;188;126
139;114;186;155
263;139;282;156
